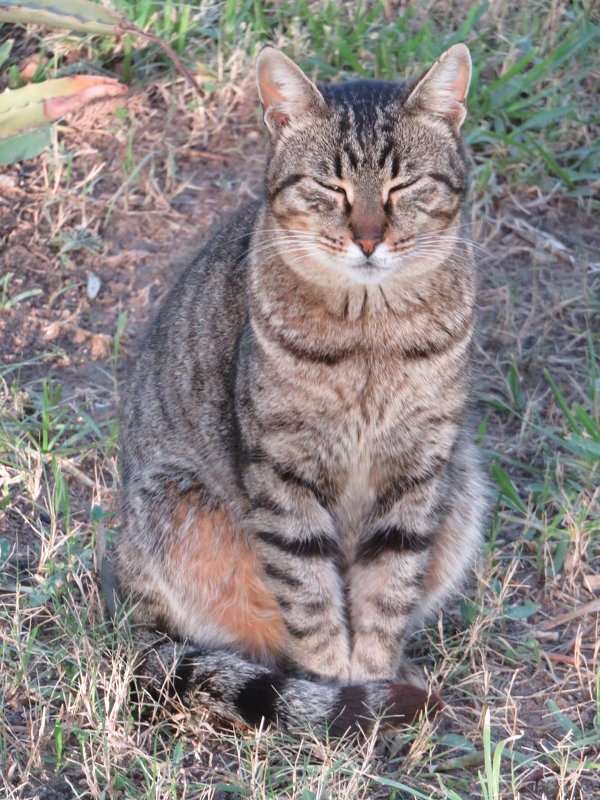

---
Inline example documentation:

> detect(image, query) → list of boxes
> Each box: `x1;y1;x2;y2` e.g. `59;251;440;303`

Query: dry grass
1;2;599;798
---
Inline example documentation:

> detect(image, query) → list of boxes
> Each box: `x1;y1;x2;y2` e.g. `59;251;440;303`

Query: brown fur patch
386;683;444;722
169;493;286;660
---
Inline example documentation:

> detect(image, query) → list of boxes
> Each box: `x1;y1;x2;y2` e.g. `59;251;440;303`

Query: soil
1;80;265;394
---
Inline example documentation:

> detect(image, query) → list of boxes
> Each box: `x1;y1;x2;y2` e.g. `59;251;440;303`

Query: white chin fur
281;241;395;286
278;240;444;287
316;243;406;286
335;240;451;285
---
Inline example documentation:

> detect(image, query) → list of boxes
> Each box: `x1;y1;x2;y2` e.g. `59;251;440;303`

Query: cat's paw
292;638;351;683
349;648;395;684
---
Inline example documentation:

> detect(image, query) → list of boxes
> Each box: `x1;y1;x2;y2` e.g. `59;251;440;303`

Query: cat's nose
355;236;382;256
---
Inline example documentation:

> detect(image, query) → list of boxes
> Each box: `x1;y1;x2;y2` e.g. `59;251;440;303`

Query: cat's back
152;198;260;348
119;200;260;488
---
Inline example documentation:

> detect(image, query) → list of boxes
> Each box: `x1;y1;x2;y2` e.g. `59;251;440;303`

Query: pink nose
355;237;381;256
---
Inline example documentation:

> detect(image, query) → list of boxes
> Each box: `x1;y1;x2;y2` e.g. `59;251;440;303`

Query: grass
1;0;599;798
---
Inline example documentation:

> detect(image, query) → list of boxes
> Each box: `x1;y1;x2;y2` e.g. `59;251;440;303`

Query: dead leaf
20;57;47;82
90;333;111;360
44;321;63;340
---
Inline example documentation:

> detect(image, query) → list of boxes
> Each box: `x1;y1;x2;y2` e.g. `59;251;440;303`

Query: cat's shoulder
189;199;262;275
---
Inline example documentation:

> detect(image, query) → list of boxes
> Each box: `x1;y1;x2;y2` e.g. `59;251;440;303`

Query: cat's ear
404;43;472;129
256;46;325;135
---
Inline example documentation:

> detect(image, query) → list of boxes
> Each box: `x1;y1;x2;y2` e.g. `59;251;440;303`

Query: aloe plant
0;0;122;34
0;0;202;164
0;75;127;134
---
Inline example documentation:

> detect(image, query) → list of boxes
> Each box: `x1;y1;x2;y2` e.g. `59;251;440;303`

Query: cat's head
256;45;471;285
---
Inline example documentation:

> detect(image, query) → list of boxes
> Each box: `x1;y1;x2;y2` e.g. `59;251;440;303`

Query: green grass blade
490;462;527;513
544;369;582;433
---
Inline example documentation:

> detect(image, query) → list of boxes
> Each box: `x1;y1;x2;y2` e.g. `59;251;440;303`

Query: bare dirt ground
1;75;263;388
1;48;599;800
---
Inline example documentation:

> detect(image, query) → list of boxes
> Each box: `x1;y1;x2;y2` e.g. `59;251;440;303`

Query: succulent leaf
0;75;127;137
0;0;123;35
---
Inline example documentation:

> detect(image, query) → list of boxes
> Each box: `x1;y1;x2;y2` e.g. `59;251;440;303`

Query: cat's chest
321;355;451;531
258;341;456;524
326;352;433;436
313;361;402;526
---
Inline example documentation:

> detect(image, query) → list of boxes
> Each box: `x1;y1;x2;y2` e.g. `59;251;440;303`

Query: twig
564;622;595;650
533;630;560;641
49;456;96;488
538;598;600;631
542;652;577;666
519;768;546;786
501;216;575;266
116;20;204;99
183;149;232;162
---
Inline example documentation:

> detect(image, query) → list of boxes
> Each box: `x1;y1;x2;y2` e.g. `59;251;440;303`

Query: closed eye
313;178;348;197
389;177;422;194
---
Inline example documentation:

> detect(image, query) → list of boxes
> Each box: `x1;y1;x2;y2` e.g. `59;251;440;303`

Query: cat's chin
335;261;397;286
321;244;445;287
328;254;440;287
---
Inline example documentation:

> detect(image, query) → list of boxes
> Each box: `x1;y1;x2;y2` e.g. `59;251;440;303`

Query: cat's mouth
361;257;389;271
337;255;397;285
330;235;430;284
349;238;416;269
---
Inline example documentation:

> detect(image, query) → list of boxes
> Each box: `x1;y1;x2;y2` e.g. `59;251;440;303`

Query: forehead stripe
343;143;359;169
334;152;343;179
378;140;394;169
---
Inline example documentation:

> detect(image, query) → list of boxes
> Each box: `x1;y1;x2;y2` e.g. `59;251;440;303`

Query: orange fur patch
169;493;286;660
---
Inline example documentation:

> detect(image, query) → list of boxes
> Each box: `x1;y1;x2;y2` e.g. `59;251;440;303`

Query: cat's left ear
404;43;472;129
256;46;326;136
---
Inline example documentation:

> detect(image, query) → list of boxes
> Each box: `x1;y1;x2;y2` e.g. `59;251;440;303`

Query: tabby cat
111;43;485;736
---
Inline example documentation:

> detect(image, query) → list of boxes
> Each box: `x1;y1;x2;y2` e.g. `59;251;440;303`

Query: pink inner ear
265;107;291;127
260;78;287;111
259;77;292;126
450;64;470;104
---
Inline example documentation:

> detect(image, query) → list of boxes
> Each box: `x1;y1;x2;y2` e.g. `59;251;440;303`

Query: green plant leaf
490;462;527;513
0;0;122;35
0;37;14;70
547;700;583;737
0;75;127;137
0;126;52;165
504;600;539;620
439;733;477;751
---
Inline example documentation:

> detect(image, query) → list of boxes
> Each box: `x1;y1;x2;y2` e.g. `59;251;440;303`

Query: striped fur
113;44;483;735
135;635;440;736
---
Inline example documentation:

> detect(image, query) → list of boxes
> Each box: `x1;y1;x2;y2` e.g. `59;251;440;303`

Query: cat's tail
138;639;443;737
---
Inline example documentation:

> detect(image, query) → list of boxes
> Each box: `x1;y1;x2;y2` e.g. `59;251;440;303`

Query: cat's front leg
347;445;453;682
348;447;483;682
347;528;432;683
248;484;351;681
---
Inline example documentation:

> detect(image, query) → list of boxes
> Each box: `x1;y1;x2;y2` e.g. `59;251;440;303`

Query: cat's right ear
256;46;325;136
404;43;472;129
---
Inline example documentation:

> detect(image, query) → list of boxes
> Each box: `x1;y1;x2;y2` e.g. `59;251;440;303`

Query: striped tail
139;640;443;737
